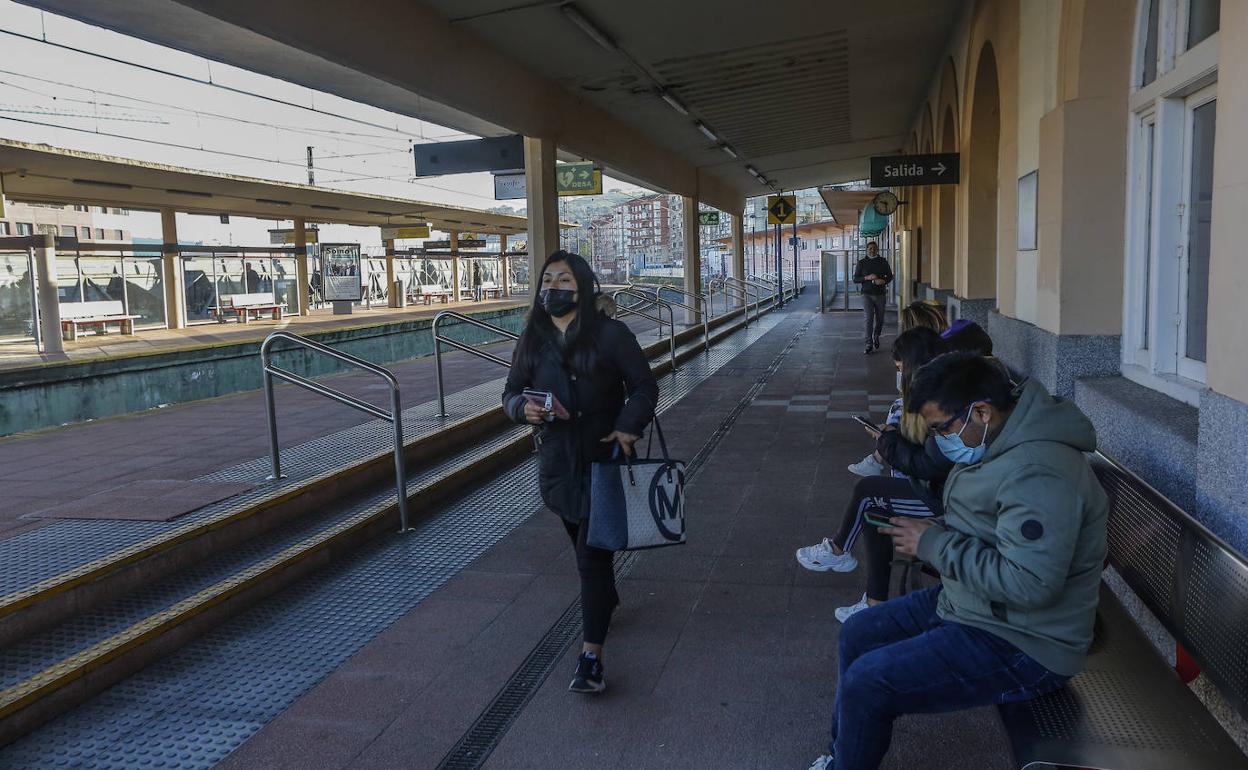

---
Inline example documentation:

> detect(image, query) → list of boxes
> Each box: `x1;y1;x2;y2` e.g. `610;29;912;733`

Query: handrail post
434;334;449;418
262;361;284;481
390;386;410;531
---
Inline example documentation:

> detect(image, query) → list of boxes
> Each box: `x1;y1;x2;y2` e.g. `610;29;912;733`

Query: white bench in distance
211;293;286;323
60;300;140;341
415;284;452;305
479;281;503;299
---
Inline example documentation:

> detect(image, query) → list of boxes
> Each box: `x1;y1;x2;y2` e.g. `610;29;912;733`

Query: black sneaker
864;344;873;354
873;337;881;350
569;651;606;694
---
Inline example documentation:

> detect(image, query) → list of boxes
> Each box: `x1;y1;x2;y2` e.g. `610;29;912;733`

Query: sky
0;1;650;246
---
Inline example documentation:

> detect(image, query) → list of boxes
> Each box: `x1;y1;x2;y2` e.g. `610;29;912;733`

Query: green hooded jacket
916;378;1108;677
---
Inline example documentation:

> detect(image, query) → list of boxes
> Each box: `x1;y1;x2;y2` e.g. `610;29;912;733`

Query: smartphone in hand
863;511;893;528
851;415;882;436
522;389;570;421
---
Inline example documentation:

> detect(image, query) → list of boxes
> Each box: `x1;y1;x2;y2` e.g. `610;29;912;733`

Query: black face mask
540;288;577;318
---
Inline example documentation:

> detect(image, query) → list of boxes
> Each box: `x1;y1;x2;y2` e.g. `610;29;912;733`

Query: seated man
810;352;1108;770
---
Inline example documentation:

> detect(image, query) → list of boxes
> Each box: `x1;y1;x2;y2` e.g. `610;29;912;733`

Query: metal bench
997;451;1248;770
210;293;286;323
59;300;140;341
415;284;452;305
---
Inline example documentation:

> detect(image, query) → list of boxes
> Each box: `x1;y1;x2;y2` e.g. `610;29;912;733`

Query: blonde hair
900;300;947;334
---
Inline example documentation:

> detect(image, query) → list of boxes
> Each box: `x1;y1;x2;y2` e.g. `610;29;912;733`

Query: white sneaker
834;594;871;623
795;538;859;572
847;453;885;477
808;755;834;770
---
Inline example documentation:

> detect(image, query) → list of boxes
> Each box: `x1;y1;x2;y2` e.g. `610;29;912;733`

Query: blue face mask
935;405;989;464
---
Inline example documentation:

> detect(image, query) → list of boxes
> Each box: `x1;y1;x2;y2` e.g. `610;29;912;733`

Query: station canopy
817;188;882;227
19;0;963;209
0;139;539;235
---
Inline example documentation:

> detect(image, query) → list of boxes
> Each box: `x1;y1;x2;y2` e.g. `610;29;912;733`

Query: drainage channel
435;313;813;770
0;314;787;770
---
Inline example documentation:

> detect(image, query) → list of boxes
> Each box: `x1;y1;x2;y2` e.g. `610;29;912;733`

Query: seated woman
847;301;948;477
795;328;953;621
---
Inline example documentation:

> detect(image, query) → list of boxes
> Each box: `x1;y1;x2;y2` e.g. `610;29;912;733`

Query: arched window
1123;0;1219;402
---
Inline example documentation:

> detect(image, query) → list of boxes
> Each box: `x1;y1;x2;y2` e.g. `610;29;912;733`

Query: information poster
319;243;362;301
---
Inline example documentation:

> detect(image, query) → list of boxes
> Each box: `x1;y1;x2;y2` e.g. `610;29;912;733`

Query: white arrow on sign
931;162;947;176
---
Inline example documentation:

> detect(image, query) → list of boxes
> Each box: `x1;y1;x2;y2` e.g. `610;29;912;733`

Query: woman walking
502;250;658;693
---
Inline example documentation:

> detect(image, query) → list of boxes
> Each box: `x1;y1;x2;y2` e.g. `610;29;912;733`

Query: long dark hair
891;327;947;443
513;250;602;375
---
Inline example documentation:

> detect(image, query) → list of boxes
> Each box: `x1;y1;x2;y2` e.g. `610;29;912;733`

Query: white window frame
1175;84;1216;382
1122;0;1218;404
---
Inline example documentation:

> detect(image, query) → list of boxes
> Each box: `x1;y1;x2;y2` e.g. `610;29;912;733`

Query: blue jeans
829;587;1069;769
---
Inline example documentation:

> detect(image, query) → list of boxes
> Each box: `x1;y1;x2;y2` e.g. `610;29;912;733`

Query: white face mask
895;370;903;394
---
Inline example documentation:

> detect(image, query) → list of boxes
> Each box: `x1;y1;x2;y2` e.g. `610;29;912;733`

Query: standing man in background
853;241;893;354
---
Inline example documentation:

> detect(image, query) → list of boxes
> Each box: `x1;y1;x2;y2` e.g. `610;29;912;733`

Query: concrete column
499;235;510;297
293;218;310;315
681;196;701;325
730;212;745;307
449;231;461;302
159;208;186;329
524;136;558;293
33;234;63;354
383;238;398;307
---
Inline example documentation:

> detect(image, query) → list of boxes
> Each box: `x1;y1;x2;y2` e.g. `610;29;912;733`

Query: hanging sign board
767;195;796;225
869;153;960;187
380;225;431;240
494;173;526;200
697;211;720;226
556;162;596;194
413;135;524;176
268;227;319;245
318;243;362;301
492;168;604;200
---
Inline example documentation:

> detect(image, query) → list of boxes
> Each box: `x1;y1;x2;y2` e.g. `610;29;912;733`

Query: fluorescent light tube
695;122;718;142
659;90;689;115
721;144;738;159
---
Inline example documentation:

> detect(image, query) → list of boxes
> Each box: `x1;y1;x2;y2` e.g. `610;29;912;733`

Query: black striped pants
833;475;938;602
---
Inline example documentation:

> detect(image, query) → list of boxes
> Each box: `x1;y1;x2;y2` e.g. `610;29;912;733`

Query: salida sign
869;153;960;187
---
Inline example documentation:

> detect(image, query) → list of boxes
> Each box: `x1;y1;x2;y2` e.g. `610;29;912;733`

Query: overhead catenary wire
0;26;452;143
0;114;504;203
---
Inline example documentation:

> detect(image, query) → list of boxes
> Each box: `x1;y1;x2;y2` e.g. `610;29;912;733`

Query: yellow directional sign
767;194;796;225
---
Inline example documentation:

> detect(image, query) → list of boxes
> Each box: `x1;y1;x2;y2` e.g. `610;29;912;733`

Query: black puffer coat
503;307;658;523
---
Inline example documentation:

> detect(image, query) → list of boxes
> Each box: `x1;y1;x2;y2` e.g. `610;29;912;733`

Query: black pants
832;475;937;602
863;293;887;342
563;518;618;646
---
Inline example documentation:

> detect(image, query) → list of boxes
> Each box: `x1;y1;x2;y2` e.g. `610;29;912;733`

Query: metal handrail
723;277;766;324
628;284;710;353
260;331;411;532
709;278;747;325
613;288;678;369
432;310;520;418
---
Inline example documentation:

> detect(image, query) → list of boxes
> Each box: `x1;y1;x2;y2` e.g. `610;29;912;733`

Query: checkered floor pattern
750;389;900;418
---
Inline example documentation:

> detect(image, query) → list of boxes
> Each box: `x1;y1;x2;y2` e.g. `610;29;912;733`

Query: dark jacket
852;255;893;296
502;309;658;523
876;430;954;511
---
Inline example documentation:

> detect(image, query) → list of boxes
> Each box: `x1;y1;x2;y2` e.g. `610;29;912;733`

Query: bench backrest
480;281;498;289
1093;451;1248;718
222;293;277;307
419;284;449;293
60;300;125;320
